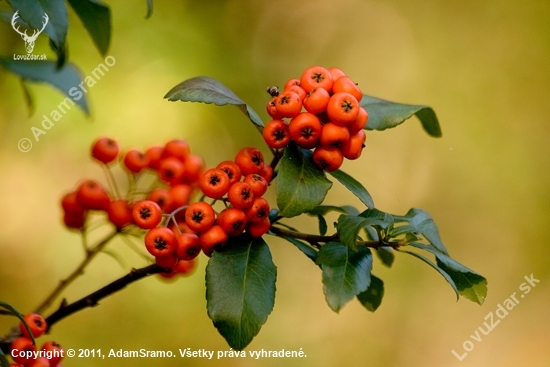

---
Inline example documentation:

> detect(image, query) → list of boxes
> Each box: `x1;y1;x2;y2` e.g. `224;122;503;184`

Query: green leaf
375;247;394;268
280;236;317;263
361;94;442;137
337;213;388;251
8;0;69;63
316;242;372;312
328;169;374;209
164;76;264;127
359;208;394;228
393;208;448;255
67;0;111;56
357;274;384;312
0;59;89;114
145;0;153;18
409;242;487;305
206;236;277;350
399;249;459;300
307;205;349;216
1;349;10;367
276;143;332;217
0;301;36;345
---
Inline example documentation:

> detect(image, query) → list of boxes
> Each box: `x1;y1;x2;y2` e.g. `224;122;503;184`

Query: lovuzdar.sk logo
11;10;49;60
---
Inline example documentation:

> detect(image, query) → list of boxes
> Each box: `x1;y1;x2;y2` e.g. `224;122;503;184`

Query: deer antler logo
11;11;49;54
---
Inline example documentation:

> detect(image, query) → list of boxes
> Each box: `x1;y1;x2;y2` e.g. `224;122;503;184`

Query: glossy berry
286;84;306;101
300;66;334;93
246;217;271;238
243;174;268;197
10;337;36;365
341;130;366;160
283;78;300;90
158;157;185;184
303;87;330;115
326;92;360;126
216;161;242;185
245;197;270;224
260;164;273;182
132;200;162;229
123;149;149;173
41;341;64;366
266;97;283;119
91;137;119;164
162;139;190;161
200;225;228;257
145;227;177;257
263;119;291;149
107;200;133;229
332;76;363;102
235;147;264;176
184;202;216;232
348;106;368;134
289;112;322;149
147;189;172;213
176;233;201;260
320;122;350;147
76;180;110;211
275;90;302;118
228;182;255;209
20;313;47;338
199;168;230;199
144;145;164;170
217;208;247;236
312;146;344;172
327;67;346;81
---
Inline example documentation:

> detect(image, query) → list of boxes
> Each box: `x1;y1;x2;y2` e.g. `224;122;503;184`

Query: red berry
10;337;36;365
216;161;242;185
184;202;216;232
200;226;228;257
243;174;268;197
41;341;64;366
107;200;133;229
235;147;265;176
245;197;270;224
228;182;255;210
91;137;119;164
176;233;201;260
20;313;47;338
217;208;247;237
144;227;177;257
123;149;149;173
132;200;162;229
246;217;271;238
76;180;110;211
199;168;231;199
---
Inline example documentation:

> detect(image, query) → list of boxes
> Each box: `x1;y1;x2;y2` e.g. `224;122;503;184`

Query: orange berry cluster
10;314;64;367
135;147;272;266
264;66;368;171
61;137;202;231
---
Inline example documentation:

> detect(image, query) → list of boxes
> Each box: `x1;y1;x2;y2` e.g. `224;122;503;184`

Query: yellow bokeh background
1;1;549;366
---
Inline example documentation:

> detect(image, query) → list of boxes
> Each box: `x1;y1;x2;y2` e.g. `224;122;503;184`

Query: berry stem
102;165;122;200
33;231;118;315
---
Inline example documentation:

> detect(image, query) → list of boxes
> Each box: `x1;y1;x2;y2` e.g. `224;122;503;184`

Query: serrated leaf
375;247;394;268
400;249;459;300
357;274;384;312
206;236;276;350
164;76;264;127
337;214;386;251
280;236;317;263
409;242;487;305
316;242;372;312
361;94;441;137
8;0;68;63
328;169;374;209
0;59;89;114
276;143;332;217
0;301;36;345
67;0;111;55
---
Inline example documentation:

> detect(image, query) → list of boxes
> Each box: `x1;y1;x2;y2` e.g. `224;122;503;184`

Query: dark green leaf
8;0;69;63
393;208;448;255
276;143;332;217
280;236;317;263
359;208;394;228
375;247;394;268
145;0;153;18
67;0;111;55
307;205;348;216
316;242;372;312
337;214;387;251
164;76;264;127
0;59;89;114
0;301;36;345
409;242;487;305
317;215;328;235
328;169;374;209
399;250;459;300
357;274;384;312
361;94;442;137
1;349;10;367
206;236;277;350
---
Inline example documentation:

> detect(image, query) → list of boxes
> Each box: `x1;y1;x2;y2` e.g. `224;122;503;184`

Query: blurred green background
1;0;549;366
